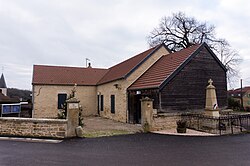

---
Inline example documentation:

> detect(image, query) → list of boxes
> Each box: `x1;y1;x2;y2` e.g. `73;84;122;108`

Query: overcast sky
0;0;250;90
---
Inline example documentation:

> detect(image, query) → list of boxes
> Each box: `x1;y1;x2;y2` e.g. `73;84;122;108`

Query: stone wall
33;85;97;118
152;113;181;131
0;117;67;139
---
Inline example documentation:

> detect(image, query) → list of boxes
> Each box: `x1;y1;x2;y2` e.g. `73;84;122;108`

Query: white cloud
0;0;249;89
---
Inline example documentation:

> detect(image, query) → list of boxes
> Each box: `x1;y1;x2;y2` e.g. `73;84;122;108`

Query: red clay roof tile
128;44;201;90
32;44;167;86
228;87;250;95
32;65;108;86
97;45;162;84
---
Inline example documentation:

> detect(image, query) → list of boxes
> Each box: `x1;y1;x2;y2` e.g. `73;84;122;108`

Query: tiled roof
32;65;108;86
0;93;19;103
228;87;250;95
128;44;201;90
0;73;7;88
98;44;164;84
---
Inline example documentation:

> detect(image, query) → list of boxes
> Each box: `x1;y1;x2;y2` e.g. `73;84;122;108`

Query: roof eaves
202;42;227;72
128;86;159;91
159;44;202;91
124;43;168;79
32;83;97;86
96;77;124;86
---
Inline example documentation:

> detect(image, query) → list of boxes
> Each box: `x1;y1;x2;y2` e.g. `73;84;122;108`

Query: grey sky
0;0;249;90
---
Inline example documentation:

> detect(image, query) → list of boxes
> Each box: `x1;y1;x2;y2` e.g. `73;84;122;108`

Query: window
111;95;115;114
58;94;67;109
98;95;104;112
101;95;104;111
97;95;100;112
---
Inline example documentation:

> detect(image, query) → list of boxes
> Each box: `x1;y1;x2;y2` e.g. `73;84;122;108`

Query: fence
181;113;250;135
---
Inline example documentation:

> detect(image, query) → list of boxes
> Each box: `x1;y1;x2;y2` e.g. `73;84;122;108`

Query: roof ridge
97;44;165;85
128;44;202;91
108;44;160;70
33;64;107;70
158;44;202;90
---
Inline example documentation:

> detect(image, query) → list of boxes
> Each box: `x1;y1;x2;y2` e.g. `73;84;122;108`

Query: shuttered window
111;95;115;114
101;95;104;111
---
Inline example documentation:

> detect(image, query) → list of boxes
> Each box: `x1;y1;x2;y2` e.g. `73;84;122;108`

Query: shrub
228;97;241;110
176;120;187;133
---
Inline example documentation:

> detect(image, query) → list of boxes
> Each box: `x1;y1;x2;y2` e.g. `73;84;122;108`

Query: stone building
228;87;250;109
32;42;227;123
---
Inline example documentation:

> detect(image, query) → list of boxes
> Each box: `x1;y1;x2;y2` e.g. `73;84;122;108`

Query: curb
0;137;63;143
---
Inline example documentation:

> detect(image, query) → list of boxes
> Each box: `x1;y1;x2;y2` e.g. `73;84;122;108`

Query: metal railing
181;113;250;135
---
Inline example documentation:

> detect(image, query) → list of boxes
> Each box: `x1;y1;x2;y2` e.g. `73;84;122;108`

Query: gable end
159;42;226;91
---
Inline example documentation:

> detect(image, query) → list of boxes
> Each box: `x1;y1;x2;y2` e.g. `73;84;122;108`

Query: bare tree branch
147;11;242;83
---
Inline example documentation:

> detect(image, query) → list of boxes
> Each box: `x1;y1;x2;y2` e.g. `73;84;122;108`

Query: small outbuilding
128;43;227;123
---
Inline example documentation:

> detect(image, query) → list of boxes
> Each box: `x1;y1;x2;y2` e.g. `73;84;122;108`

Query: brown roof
128;44;201;90
32;65;108;86
228;87;250;95
0;93;19;104
98;44;166;84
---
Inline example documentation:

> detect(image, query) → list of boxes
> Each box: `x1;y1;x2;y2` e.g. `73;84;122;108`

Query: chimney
88;63;92;68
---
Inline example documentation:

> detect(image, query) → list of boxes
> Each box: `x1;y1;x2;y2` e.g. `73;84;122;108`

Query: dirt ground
82;116;143;137
82;116;215;137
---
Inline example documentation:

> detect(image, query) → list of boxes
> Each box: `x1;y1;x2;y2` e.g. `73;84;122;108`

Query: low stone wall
0;117;67;139
152;113;181;131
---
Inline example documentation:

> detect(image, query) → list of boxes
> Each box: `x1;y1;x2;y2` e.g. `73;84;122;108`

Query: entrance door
134;94;141;123
128;93;142;124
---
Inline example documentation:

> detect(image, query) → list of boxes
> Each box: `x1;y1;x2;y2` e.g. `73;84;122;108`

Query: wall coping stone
0;117;67;124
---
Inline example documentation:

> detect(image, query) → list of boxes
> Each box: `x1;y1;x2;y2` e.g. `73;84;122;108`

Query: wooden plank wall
160;47;227;112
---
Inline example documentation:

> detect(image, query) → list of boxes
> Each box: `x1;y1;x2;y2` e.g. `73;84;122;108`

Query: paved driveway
0;133;250;166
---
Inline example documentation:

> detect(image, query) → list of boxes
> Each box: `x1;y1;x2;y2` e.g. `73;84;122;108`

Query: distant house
32;42;227;123
228;87;250;109
0;73;20;117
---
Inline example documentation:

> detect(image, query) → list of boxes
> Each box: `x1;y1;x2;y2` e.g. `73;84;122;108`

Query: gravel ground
82;116;143;134
83;116;216;137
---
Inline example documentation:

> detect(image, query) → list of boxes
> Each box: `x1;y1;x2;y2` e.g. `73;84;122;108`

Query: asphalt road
0;133;250;166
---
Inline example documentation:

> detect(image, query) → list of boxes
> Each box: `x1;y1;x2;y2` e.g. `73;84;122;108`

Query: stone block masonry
0;117;67;139
153;113;181;131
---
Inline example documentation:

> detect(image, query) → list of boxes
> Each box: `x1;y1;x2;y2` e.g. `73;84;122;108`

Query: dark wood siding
160;47;227;112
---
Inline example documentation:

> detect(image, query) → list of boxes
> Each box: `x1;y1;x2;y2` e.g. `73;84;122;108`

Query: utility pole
240;79;244;110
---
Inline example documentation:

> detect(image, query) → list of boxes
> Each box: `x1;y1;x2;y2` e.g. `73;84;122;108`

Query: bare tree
148;12;242;84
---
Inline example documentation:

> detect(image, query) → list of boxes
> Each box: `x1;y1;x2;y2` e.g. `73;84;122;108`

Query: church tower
0;73;7;96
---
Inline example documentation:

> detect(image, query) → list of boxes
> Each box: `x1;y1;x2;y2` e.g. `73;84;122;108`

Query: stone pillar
141;97;154;131
66;97;80;137
205;79;220;117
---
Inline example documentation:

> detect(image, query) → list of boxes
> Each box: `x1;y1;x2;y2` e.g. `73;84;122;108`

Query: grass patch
82;130;134;138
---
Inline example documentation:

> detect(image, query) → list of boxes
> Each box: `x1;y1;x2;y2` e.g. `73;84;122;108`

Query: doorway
128;92;142;124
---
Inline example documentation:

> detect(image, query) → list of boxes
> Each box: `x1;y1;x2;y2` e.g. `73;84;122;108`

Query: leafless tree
148;12;242;84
